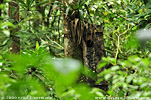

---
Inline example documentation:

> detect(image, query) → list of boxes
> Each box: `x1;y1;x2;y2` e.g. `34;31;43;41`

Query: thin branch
34;32;63;49
118;14;137;24
115;35;120;64
58;13;61;43
120;24;130;36
46;34;63;49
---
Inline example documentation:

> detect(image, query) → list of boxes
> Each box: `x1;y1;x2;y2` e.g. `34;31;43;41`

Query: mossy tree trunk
8;0;20;53
63;0;108;91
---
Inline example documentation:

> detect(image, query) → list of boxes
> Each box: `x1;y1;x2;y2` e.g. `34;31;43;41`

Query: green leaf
96;78;104;84
142;58;149;66
105;74;112;80
76;2;79;9
17;0;27;8
140;83;149;89
0;55;3;59
31;1;48;8
111;66;119;71
26;0;34;9
98;61;108;69
126;74;134;83
3;30;10;37
119;90;125;97
79;10;84;20
36;41;40;51
79;2;85;9
66;7;70;16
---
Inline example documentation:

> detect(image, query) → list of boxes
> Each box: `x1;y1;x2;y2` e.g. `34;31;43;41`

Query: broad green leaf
98;61;108;69
3;30;10;37
105;74;112;80
111;66;119;71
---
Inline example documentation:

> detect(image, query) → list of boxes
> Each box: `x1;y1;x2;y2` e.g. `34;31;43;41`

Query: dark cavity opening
86;40;93;47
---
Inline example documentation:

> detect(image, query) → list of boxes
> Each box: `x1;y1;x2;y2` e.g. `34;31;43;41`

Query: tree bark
63;0;108;91
8;0;20;53
63;17;83;61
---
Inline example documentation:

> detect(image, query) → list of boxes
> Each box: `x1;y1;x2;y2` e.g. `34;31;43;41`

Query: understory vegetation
0;0;151;100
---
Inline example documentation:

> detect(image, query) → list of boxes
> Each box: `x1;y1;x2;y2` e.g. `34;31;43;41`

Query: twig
46;34;63;49
58;5;61;43
34;32;63;49
114;24;130;64
115;35;120;64
120;24;130;36
118;14;137;24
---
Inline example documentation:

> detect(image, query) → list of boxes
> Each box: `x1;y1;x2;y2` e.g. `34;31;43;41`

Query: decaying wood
63;0;108;91
64;16;83;61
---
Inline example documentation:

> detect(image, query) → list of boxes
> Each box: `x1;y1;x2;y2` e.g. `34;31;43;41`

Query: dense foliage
0;0;151;100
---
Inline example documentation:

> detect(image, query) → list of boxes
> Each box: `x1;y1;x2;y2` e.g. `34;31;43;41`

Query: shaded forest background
0;0;151;99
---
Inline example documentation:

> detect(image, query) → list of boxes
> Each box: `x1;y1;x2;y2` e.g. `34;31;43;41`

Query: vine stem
115;35;120;65
114;24;130;64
